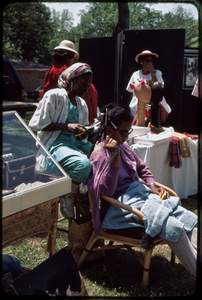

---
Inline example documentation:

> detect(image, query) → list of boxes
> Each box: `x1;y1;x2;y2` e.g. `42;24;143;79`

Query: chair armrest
100;183;178;223
155;181;178;197
101;194;145;222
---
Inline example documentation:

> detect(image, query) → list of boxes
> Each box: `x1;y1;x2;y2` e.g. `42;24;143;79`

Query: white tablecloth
130;139;198;199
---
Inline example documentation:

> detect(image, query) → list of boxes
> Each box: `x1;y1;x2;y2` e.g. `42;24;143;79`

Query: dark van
3;56;26;101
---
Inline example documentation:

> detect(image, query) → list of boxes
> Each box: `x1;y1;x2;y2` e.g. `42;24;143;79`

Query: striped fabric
169;136;182;168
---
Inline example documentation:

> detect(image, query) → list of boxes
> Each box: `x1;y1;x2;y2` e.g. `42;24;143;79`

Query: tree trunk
113;2;129;36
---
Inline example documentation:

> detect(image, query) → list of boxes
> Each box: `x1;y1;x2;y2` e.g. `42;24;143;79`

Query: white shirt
29;88;89;158
126;69;171;117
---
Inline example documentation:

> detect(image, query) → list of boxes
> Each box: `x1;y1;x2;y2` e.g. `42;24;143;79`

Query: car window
3;63;16;84
36;85;43;91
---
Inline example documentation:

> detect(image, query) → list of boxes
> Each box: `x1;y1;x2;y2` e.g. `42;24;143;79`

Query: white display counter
2;111;71;218
128;127;198;199
2;111;72;255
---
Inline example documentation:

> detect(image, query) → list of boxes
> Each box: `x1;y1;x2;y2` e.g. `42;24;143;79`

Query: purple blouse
87;138;155;235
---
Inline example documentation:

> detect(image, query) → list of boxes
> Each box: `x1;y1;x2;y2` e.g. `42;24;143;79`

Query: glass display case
2;111;71;218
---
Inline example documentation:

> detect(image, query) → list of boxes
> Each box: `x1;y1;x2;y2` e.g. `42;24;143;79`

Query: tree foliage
73;3;119;38
128;3;164;29
159;6;199;46
48;8;74;55
3;2;53;64
3;2;75;64
69;2;198;47
2;2;198;65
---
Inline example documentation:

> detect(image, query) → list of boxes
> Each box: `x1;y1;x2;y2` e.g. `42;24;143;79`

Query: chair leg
49;223;58;256
57;216;65;222
46;223;57;257
68;219;72;230
47;201;59;256
46;232;51;253
171;250;175;263
142;248;153;288
77;231;97;267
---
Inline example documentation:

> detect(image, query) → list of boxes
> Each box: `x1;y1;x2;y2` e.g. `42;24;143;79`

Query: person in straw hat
43;40;98;125
126;50;171;124
43;40;79;94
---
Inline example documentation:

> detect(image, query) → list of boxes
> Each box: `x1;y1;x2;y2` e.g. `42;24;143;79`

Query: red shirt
82;84;98;124
43;63;98;124
43;63;71;94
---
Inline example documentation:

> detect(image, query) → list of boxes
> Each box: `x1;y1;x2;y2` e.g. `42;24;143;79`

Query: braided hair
99;102;132;137
87;103;132;157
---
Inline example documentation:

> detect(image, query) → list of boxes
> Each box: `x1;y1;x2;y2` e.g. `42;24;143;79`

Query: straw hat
135;50;158;63
54;40;79;59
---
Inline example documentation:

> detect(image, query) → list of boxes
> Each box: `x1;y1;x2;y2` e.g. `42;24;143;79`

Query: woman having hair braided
87;103;197;277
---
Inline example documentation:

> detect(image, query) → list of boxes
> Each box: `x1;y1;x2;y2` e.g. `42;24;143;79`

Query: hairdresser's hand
104;135;119;153
147;61;155;74
67;123;86;134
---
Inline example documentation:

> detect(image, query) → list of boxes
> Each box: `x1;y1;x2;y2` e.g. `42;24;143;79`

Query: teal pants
47;140;92;184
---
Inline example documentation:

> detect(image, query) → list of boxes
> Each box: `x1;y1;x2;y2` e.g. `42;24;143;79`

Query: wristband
110;146;120;163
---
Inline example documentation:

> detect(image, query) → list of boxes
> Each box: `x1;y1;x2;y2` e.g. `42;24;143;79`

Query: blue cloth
102;181;197;242
102;181;150;230
46;101;92;183
141;197;197;242
2;255;22;275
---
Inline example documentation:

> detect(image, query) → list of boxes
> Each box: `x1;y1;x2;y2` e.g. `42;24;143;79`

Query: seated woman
87;103;197;276
29;63;93;220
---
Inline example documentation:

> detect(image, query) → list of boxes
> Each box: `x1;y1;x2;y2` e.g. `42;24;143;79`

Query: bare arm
43;123;85;134
43;123;68;131
149;64;158;82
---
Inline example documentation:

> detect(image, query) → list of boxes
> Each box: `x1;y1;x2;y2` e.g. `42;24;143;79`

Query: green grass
2;196;198;297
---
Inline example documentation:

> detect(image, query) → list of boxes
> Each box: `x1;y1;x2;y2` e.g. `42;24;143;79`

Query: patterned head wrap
58;62;93;88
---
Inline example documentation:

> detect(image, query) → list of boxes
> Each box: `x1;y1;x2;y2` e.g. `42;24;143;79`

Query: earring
105;108;108;127
70;81;73;92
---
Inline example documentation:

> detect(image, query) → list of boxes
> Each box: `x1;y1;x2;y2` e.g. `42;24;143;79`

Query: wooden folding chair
77;182;177;287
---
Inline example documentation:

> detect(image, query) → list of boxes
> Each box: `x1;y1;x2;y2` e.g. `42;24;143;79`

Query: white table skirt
130;139;198;199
